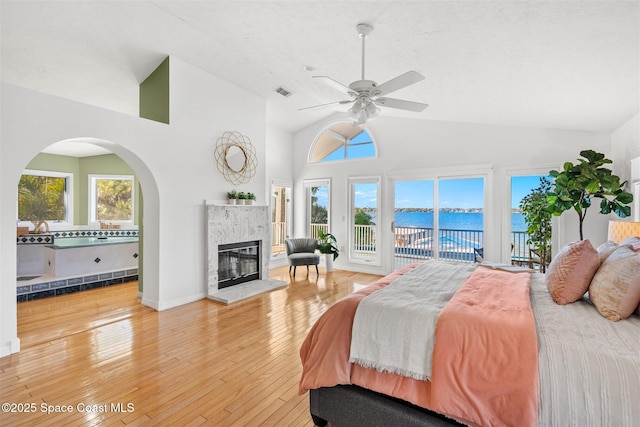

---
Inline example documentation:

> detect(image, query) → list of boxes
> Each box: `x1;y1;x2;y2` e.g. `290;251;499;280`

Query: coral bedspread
298;261;538;427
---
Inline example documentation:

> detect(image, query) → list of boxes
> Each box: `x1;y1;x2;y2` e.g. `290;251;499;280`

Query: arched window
309;121;376;163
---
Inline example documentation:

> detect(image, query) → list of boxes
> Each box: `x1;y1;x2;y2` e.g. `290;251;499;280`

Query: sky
394;178;485;209
511;175;550;209
393;176;549;209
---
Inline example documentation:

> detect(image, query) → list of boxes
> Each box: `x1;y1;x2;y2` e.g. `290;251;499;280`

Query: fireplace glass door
218;240;260;289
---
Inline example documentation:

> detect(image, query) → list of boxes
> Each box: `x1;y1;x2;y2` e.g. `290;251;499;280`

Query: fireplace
206;203;271;299
218;240;260;289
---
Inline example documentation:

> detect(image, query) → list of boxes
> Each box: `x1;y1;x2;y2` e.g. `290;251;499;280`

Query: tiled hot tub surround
16;269;138;302
206;203;271;297
17;229;139;245
16;229;140;301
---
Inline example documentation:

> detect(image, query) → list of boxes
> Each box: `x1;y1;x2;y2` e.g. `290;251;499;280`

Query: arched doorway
12;137;160;349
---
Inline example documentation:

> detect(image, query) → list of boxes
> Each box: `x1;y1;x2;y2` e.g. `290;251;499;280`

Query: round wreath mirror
214;131;257;184
225;145;247;173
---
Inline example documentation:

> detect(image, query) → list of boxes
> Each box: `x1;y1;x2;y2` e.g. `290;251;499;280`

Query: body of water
392;211;526;232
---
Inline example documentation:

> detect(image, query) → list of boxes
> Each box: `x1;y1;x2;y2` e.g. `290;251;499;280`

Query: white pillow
589;245;640;321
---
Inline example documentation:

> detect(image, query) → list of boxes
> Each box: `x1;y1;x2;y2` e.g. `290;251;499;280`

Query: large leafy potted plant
519;177;553;272
546;150;633;240
317;229;339;272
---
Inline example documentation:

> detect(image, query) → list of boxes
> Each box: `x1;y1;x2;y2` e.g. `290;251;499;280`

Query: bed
299;259;640;427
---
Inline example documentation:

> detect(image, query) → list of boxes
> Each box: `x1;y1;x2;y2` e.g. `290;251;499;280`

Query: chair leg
306;265;310;274
293;266;296;276
289;265;292;274
315;265;319;274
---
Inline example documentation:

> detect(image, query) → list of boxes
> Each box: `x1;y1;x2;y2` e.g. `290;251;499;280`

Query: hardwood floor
0;266;381;426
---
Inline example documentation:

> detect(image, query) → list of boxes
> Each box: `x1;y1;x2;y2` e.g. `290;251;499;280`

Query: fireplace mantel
205;202;271;298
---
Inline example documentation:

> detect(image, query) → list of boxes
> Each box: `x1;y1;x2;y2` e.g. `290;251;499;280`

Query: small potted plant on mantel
317;229;339;272
237;191;247;205
227;190;238;205
246;192;256;205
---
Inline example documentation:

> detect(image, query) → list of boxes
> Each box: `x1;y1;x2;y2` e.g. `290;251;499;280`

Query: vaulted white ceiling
2;0;638;140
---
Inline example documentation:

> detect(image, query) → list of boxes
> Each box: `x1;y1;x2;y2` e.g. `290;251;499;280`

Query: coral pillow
589;245;640;321
619;236;640;253
545;240;600;305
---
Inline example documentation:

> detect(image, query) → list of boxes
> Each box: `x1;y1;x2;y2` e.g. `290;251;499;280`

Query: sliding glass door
394;180;434;267
438;178;484;262
393;177;484;267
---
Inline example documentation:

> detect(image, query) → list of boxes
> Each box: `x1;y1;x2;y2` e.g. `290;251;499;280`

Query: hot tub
47;236;139;249
44;236;139;277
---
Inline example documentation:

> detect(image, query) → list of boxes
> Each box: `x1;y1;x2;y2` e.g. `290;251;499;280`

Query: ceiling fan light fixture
365;101;380;119
349;99;379;124
348;106;363;124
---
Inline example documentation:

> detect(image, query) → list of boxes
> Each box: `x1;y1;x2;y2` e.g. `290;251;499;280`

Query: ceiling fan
301;23;428;124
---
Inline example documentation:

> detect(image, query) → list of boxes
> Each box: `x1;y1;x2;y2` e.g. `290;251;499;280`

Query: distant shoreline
362;207;524;213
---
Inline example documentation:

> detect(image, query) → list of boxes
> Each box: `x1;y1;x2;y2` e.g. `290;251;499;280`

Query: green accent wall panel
140;57;170;124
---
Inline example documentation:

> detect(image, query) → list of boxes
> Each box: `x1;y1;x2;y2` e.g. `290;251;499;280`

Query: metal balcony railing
301;224;536;269
394;226;481;263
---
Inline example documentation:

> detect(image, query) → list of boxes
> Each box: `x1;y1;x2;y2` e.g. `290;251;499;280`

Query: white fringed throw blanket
348;261;476;380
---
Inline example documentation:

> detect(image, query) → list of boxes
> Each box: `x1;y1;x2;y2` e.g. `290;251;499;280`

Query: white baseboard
156;292;206;311
0;337;21;357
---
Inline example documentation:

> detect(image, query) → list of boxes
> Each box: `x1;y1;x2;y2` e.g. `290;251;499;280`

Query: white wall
0;57;267;357
265;126;294;196
293;114;612;275
611;113;640;220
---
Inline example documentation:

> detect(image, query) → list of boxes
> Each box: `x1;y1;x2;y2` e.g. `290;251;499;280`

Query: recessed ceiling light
304;65;316;72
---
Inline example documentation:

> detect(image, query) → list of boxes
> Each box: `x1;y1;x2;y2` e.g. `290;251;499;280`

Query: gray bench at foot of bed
310;385;464;427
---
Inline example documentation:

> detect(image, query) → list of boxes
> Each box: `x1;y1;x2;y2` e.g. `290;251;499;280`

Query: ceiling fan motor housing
348;80;380;98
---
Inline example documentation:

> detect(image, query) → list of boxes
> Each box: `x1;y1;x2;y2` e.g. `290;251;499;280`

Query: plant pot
237;199;245;205
228;199;237;205
246;199;253;205
325;254;334;272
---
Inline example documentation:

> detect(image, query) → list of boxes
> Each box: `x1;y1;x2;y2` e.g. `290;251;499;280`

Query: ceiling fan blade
375;71;425;97
374;97;428;112
298;99;353;111
312;75;352;94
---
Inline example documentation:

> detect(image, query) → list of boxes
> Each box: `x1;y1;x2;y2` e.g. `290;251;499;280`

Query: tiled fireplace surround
206;203;277;303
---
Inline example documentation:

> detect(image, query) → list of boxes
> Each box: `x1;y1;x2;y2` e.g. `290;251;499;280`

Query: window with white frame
633;181;640;222
349;176;381;264
18;169;73;228
89;174;134;224
304;179;330;239
309;121;376;163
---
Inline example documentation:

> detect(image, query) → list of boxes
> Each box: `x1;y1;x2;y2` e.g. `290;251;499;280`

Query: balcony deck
280;223;540;271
